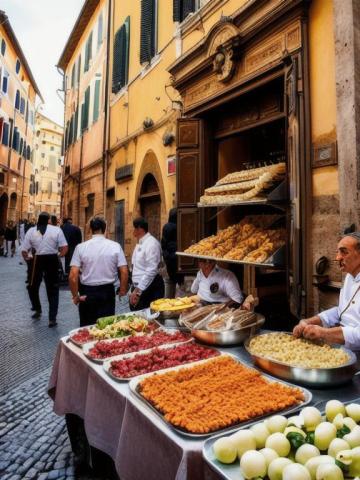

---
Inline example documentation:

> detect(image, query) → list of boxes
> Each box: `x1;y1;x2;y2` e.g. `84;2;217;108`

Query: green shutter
84;32;93;72
71;64;75;87
77;55;81;84
173;0;181;21
74;106;79;140
140;0;156;64
81;86;90;131
112;17;130;93
182;0;195;20
93;79;101;122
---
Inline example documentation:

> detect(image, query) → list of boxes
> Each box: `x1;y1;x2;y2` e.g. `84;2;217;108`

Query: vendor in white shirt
129;217;165;311
293;233;360;351
191;259;248;308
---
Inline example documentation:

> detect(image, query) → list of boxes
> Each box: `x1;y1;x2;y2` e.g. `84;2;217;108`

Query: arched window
15;90;20;110
15;59;20;74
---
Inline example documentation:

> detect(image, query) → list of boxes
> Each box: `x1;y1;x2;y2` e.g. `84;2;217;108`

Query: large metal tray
245;332;358;388
103;341;218;382
83;330;193;364
129;353;312;438
68;313;161;348
203;397;360;480
176;244;285;268
191;313;265;346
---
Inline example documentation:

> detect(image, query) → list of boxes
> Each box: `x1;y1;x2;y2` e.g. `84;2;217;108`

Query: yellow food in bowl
150;297;196;312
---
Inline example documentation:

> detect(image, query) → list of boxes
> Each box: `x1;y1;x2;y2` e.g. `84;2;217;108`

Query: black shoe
32;311;42;319
48;320;57;328
31;306;36;311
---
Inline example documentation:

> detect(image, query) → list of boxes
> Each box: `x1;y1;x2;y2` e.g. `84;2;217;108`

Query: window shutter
85;32;93;72
173;0;181;21
182;0;195;20
12;127;18;149
20;97;25;114
140;0;156;64
71;64;75;88
2;122;9;146
0;117;3;141
93;79;101;122
97;13;103;49
15;90;20;109
20;138;23;156
23;141;26;157
74;106;79;140
27;146;31;160
77;55;81;84
123;17;130;86
2;74;8;93
112;29;122;93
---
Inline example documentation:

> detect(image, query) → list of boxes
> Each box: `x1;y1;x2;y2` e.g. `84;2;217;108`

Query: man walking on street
61;217;82;275
21;212;68;327
69;216;129;327
129;217;164;311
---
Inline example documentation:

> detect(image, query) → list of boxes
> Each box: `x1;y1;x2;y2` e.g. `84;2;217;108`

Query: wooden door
140;195;161;240
286;54;307;318
176;118;203;273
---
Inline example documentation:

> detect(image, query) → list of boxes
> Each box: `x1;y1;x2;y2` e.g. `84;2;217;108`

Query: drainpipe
102;0;113;216
57;66;67;219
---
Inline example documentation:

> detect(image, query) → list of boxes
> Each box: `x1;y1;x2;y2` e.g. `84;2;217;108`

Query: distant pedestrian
21;212;68;327
4;220;17;257
161;208;184;298
69;216;129;327
129;217;164;311
51;215;58;226
61;217;82;275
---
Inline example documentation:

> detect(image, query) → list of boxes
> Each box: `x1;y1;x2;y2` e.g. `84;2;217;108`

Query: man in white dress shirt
69;216;129;326
129;217;164;311
191;259;245;306
21;212;68;327
293;233;360;351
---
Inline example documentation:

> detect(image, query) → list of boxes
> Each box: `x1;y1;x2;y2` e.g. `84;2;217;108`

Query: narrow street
0;248;128;479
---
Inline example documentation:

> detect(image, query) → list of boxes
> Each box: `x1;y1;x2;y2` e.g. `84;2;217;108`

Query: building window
97;13;103;50
26;146;30;160
2;122;9;146
71;63;75;88
173;0;196;22
20;97;25;115
112;17;130;94
81;86;90;132
19;138;23;156
12;127;20;152
84;32;93;72
15;90;20;109
140;0;157;64
1;39;5;56
93;79;101;122
2;71;9;94
77;55;81;85
41;153;45;158
15;59;21;74
50;146;54;151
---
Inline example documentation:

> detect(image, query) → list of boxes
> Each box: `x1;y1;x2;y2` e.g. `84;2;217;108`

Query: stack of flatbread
199;162;286;205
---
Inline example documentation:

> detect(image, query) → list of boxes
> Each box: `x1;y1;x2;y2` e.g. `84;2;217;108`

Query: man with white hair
293;232;360;350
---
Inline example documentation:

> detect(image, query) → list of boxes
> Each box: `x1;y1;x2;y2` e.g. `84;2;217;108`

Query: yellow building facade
61;0;354;318
32;113;63;218
59;0;109;237
0;10;42;227
108;0;345;317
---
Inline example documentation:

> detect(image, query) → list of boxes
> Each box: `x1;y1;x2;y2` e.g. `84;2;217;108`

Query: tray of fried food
179;303;228;328
150;296;198;312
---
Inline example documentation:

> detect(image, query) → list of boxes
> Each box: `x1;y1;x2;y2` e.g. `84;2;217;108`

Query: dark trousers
28;254;59;321
78;283;115;327
130;274;165;311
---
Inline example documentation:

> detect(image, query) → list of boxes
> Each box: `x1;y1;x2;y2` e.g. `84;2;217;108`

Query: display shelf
197;179;288;209
176;244;285;268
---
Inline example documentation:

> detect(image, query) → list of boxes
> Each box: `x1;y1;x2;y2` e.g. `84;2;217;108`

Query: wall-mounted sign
167;155;176;176
312;142;337;168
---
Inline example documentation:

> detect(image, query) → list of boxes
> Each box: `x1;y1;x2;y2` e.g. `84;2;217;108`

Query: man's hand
119;287;127;298
129;291;139;306
241;301;251;311
293;319;308;338
302;324;325;342
72;295;80;305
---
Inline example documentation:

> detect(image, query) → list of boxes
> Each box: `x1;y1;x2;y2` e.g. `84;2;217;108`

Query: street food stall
49;310;360;480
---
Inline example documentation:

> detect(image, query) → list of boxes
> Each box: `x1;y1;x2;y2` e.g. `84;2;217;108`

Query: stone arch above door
134;150;167;240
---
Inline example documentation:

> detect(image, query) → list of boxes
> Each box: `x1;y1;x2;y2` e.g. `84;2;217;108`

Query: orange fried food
139;356;305;434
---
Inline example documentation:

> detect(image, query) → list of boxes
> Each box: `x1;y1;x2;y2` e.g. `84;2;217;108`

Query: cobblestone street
0;248;128;479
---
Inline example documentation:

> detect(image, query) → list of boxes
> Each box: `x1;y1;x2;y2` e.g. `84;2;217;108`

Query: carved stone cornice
168;0;309;113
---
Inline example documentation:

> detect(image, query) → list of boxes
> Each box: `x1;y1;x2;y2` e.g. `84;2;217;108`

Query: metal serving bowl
245;332;358;387
191;313;265;346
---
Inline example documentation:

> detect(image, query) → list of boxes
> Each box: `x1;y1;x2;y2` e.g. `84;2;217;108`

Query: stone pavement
0;248;129;479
